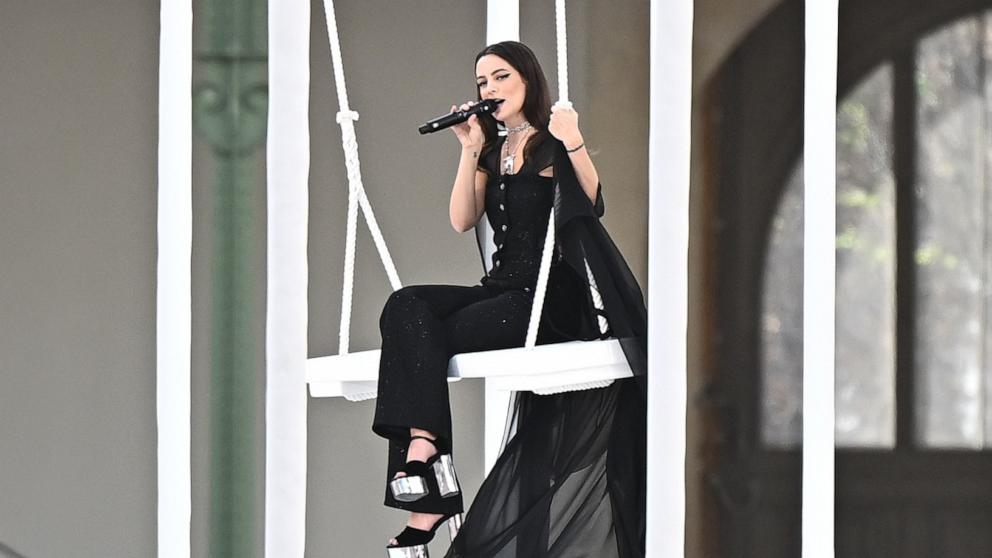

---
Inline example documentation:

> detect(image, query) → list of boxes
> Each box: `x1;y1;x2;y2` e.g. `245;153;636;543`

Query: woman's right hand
450;101;484;150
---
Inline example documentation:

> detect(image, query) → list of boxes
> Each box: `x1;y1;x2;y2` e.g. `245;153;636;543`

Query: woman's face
476;54;527;124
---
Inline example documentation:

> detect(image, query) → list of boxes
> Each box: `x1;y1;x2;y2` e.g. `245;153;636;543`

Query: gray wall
0;0;783;556
0;1;158;556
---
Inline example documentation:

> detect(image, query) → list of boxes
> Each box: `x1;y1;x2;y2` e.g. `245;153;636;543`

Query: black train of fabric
447;140;648;557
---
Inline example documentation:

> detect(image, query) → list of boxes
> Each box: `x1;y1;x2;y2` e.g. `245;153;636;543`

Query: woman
373;41;648;558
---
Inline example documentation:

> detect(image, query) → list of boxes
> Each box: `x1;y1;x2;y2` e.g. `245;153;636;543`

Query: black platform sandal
389;435;461;503
386;513;462;558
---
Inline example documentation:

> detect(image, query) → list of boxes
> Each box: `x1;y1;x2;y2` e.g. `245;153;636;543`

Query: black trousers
372;283;540;514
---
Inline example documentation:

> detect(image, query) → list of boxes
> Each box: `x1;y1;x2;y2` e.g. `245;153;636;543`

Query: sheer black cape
445;140;648;557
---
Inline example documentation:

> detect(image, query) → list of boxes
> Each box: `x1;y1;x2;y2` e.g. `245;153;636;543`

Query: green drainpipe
193;0;267;556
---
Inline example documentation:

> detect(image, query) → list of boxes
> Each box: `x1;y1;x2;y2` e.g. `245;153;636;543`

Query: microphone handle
418;100;500;135
419;111;471;134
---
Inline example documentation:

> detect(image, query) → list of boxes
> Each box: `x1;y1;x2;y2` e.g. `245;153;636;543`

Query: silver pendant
503;154;515;175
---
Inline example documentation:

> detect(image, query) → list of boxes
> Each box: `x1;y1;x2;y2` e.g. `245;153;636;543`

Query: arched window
709;1;992;555
762;12;992;450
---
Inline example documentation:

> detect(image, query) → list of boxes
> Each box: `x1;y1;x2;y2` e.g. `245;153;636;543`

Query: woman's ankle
406;428;439;464
408;511;444;531
406;437;438;464
409;427;436;441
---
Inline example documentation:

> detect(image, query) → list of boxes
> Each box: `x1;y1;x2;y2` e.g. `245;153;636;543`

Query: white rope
585;259;610;334
555;0;569;104
336;110;402;293
525;0;578;348
322;0;403;355
337;117;360;355
525;211;556;347
322;0;351;116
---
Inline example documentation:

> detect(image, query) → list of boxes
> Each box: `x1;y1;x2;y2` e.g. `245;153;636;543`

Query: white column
484;0;520;474
265;0;311;555
156;1;192;556
486;0;519;46
647;1;692;556
802;1;838;557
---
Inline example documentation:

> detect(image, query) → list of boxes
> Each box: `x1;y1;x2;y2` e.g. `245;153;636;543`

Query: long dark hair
474;41;553;168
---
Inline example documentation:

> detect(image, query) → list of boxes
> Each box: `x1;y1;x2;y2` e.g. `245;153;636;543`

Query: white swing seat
307;338;632;401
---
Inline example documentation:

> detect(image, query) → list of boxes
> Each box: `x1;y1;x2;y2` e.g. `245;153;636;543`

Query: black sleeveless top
477;134;558;291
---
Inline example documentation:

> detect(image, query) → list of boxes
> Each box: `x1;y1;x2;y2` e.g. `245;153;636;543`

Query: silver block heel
432;454;461;498
385;514;463;557
386;545;428;558
390;452;462;502
446;514;463;540
389;474;429;502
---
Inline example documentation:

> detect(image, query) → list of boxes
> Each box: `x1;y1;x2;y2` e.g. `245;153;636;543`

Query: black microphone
418;99;504;135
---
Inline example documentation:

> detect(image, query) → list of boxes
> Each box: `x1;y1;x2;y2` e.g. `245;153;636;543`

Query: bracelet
565;142;585;153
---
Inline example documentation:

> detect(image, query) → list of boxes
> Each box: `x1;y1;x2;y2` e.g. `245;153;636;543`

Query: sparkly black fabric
480;149;555;291
372;135;584;515
373;284;545;515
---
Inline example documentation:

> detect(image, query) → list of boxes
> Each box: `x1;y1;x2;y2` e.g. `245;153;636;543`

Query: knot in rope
336;110;360;123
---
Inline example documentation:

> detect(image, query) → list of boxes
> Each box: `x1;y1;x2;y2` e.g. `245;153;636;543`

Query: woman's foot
389;430;443;547
392;431;439;483
388;511;446;546
389;431;443;504
404;435;439;467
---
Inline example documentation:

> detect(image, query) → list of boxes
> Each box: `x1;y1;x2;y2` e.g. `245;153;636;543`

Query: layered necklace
501;121;533;175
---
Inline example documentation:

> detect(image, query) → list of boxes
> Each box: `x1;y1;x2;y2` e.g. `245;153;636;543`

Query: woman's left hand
548;104;583;149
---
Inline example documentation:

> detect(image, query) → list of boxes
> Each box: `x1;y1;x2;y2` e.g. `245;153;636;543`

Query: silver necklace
501;122;532;174
505;121;532;134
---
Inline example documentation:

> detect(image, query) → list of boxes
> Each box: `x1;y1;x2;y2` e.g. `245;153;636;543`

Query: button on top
499;183;505;191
